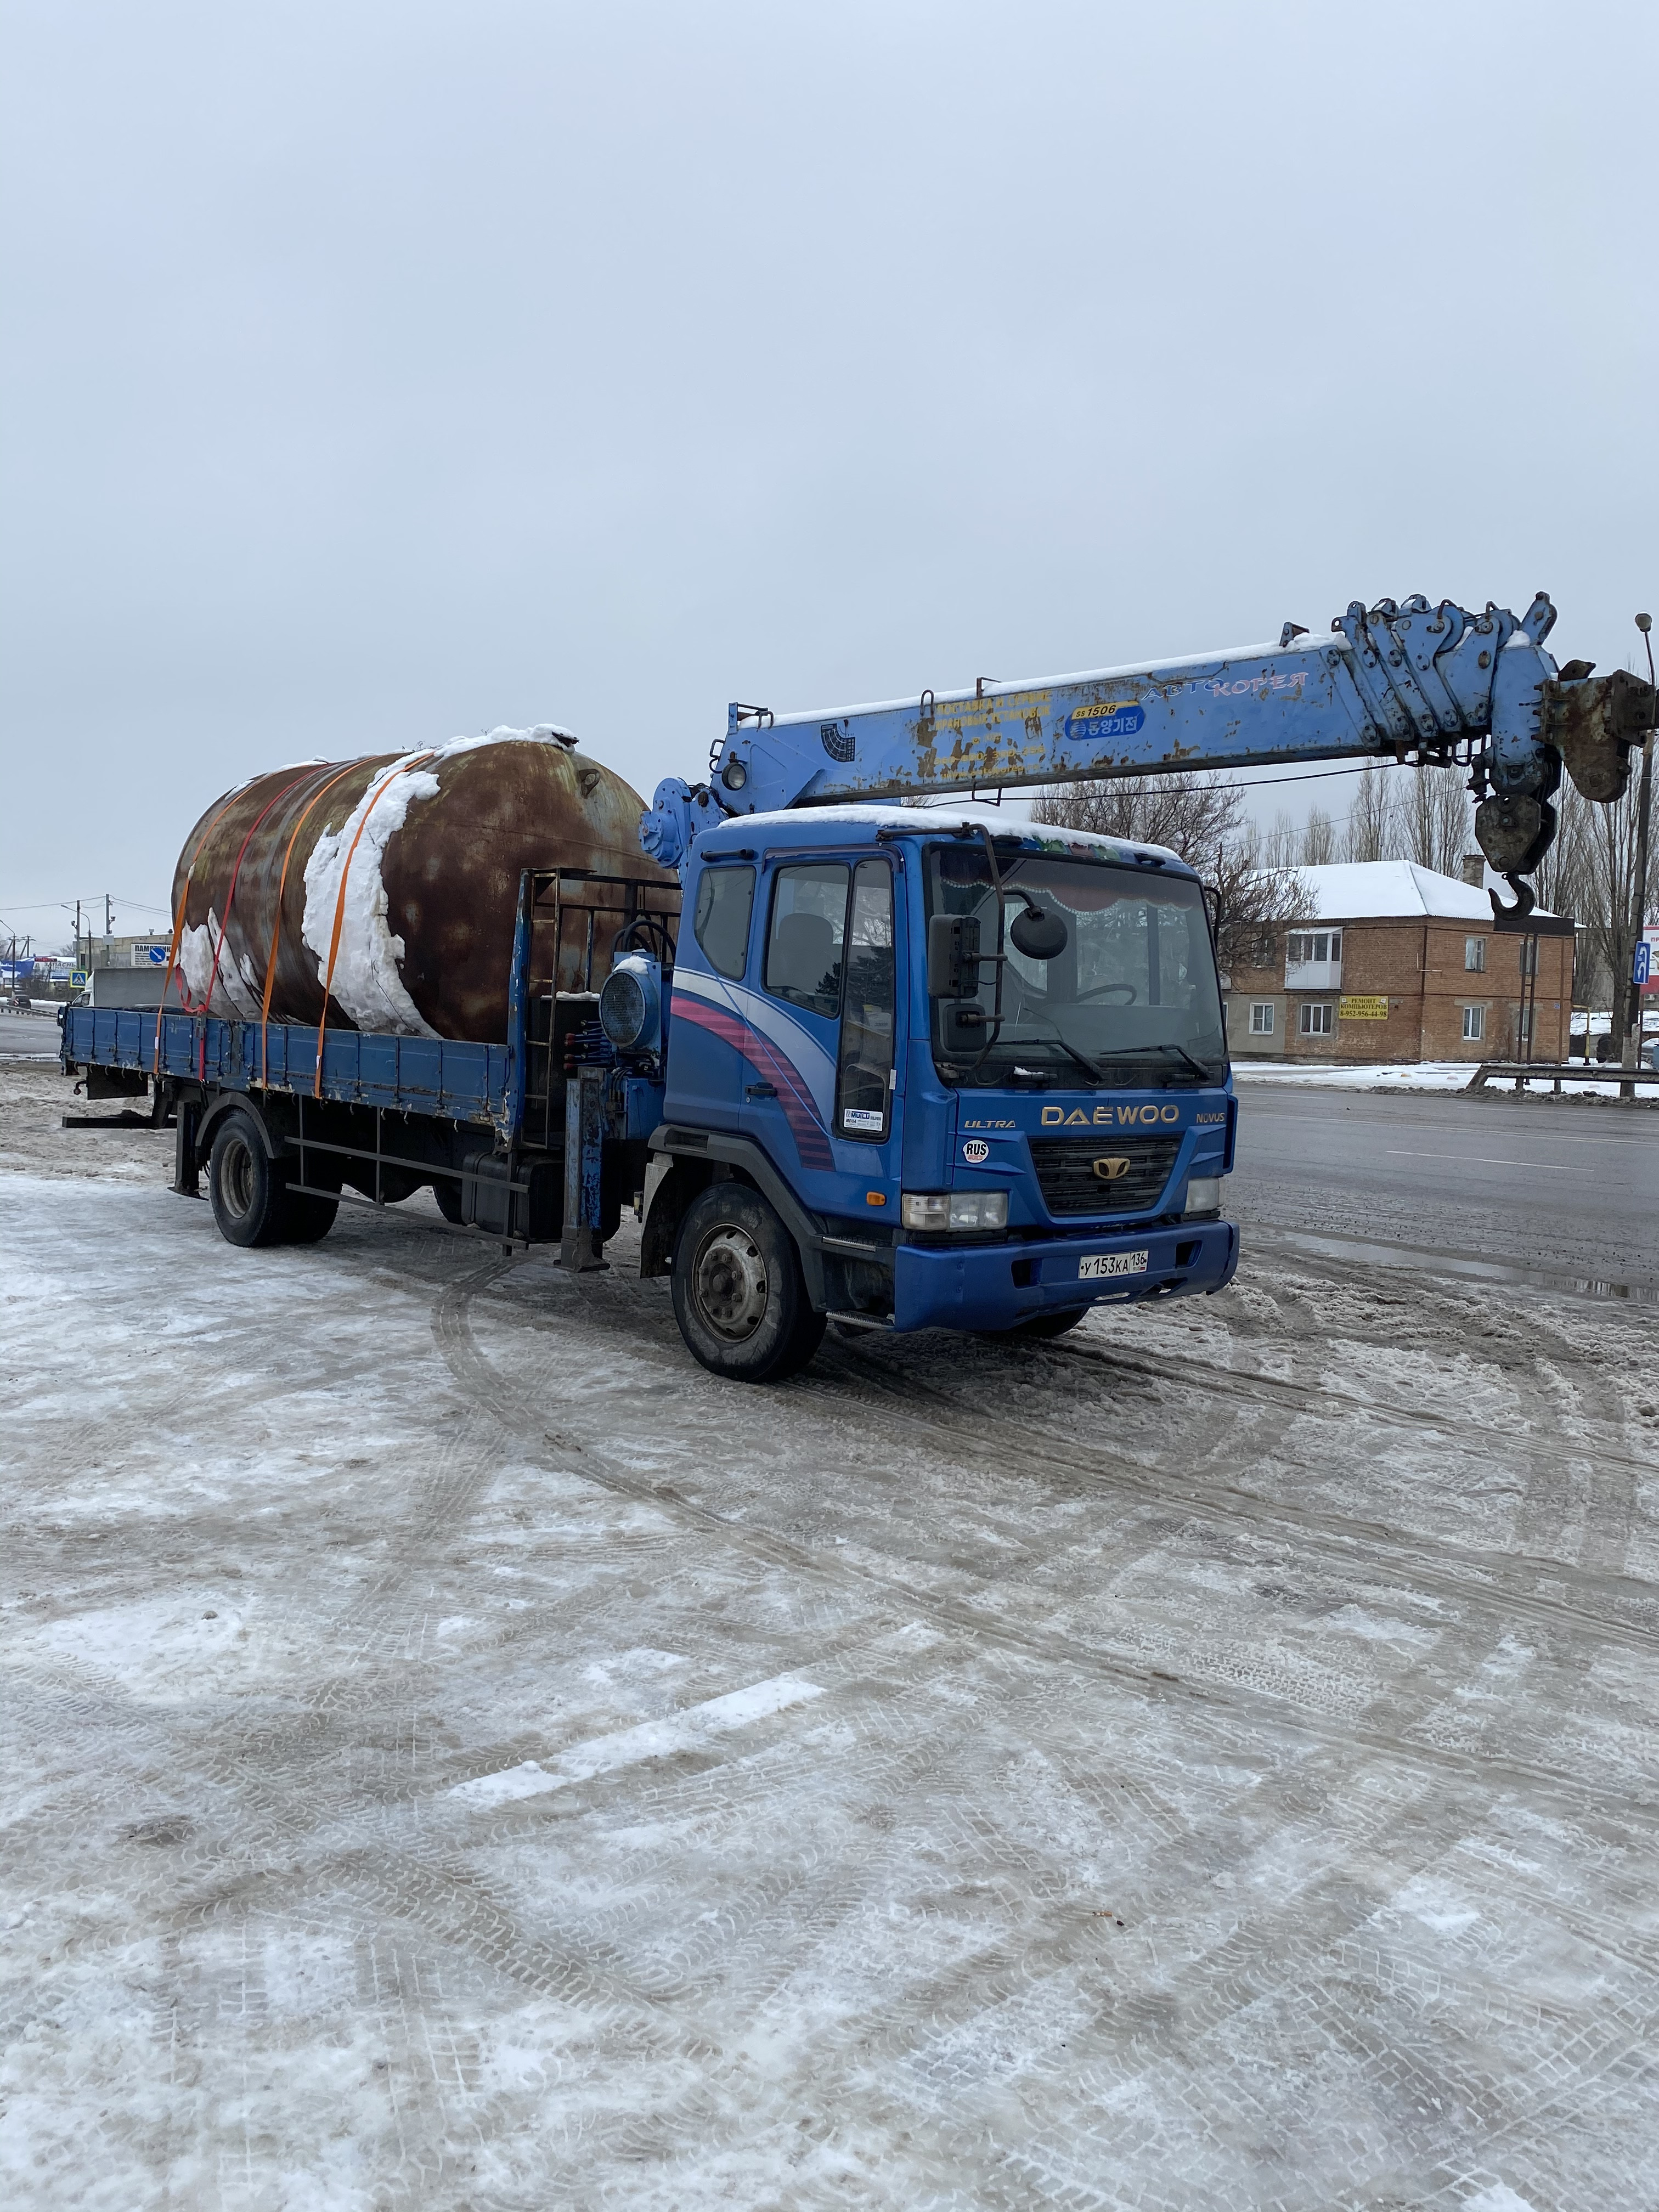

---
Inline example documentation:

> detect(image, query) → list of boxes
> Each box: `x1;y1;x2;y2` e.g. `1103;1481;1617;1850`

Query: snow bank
1233;1059;1659;1098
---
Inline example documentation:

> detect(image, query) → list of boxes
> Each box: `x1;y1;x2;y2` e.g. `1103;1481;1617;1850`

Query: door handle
745;1082;777;1098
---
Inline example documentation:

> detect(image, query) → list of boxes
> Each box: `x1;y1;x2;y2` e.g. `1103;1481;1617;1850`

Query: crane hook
1489;873;1537;926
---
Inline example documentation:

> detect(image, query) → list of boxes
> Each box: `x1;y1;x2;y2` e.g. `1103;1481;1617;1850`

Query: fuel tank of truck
165;727;676;1041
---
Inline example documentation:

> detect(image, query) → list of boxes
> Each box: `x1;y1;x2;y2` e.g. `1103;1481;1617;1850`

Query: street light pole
1626;612;1656;1080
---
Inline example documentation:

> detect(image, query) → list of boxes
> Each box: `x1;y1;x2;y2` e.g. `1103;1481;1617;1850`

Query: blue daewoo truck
62;591;1651;1380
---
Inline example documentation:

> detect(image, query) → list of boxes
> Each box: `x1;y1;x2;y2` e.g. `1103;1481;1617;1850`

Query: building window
1465;935;1486;972
1300;1002;1334;1036
1249;1002;1274;1035
1287;931;1342;964
1462;1005;1485;1042
1517;1007;1533;1046
1519;937;1538;977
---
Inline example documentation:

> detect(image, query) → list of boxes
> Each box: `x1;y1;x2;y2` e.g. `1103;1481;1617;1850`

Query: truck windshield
924;843;1228;1089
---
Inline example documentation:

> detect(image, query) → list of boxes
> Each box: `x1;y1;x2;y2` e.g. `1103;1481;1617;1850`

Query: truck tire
208;1110;289;1248
670;1183;826;1384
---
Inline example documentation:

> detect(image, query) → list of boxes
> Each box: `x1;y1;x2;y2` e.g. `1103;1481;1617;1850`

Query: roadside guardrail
1467;1059;1658;1099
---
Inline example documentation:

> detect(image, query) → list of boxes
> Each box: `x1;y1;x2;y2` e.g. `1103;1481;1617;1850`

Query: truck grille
1028;1135;1182;1218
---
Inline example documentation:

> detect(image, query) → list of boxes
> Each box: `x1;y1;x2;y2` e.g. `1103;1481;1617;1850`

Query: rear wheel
432;1177;465;1225
283;1151;340;1244
670;1183;825;1384
208;1111;288;1248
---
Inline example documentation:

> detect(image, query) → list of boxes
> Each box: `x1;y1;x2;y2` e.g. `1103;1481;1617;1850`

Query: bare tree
1394;761;1471;878
1256;808;1300;869
1031;770;1240;859
1536;771;1658;1043
1301;804;1335;866
1034;771;1307;977
1342;765;1392;862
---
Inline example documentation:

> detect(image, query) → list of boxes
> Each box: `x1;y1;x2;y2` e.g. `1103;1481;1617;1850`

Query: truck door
741;854;902;1216
663;859;758;1135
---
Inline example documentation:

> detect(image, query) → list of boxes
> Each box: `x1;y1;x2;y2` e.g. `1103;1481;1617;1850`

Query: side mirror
927;912;982;998
1009;903;1068;960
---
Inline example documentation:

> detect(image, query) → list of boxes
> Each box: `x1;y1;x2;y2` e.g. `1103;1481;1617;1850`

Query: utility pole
1624;612;1656;1090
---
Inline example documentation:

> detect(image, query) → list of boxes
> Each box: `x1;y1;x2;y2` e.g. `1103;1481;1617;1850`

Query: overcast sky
3;1;1655;944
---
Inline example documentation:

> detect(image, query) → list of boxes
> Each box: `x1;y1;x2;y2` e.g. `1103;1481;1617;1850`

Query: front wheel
670;1183;826;1384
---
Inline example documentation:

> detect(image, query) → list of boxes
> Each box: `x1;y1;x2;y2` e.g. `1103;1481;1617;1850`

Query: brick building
1225;860;1573;1065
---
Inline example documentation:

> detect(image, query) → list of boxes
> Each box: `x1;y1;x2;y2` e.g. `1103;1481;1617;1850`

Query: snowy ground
3;1064;1658;2210
1234;1057;1659;1100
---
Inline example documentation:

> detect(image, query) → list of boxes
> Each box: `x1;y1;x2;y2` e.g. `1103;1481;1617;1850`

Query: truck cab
636;806;1238;1381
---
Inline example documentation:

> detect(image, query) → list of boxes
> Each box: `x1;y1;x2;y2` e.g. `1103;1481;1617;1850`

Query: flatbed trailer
60;867;666;1256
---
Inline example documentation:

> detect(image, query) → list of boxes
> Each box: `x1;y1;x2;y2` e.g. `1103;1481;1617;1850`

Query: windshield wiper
1114;1042;1217;1081
995;1032;1108;1084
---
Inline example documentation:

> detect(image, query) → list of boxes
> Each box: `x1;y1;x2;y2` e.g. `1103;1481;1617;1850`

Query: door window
837;860;895;1141
765;863;848;1017
693;865;755;980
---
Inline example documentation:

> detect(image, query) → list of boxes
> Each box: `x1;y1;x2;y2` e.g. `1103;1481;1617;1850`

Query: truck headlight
901;1190;1009;1232
1184;1176;1221;1217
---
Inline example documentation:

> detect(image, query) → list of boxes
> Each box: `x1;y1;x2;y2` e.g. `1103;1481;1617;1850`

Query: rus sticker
962;1138;991;1164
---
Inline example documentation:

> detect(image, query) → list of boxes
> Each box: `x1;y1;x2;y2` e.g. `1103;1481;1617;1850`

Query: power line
0;894;171;917
1227;762;1408;793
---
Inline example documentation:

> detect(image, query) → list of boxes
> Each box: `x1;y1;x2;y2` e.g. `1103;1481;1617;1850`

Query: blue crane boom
642;590;1655;917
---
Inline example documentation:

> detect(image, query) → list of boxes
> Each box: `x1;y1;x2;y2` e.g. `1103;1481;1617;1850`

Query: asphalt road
0;1009;63;1059
1231;1083;1659;1293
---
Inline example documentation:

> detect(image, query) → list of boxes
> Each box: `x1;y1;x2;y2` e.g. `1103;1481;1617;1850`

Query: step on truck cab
627;806;1238;1381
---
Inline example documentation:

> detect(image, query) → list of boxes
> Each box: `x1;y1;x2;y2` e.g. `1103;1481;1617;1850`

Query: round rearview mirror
1009;903;1068;960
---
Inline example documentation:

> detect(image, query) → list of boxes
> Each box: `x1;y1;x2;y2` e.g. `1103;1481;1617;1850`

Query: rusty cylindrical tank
166;727;676;1041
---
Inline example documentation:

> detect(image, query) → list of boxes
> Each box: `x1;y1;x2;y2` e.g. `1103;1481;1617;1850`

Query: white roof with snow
1296;860;1559;924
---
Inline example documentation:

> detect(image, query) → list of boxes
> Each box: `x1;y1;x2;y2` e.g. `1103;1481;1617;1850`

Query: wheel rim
692;1222;770;1341
221;1136;256;1221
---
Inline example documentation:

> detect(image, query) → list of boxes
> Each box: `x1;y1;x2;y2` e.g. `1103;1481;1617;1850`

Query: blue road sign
1637;940;1653;989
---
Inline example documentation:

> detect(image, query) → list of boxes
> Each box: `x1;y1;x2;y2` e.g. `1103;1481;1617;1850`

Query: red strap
179;768;319;1020
153;786;249;1066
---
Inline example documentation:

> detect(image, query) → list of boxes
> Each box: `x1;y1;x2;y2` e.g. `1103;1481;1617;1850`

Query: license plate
1079;1249;1149;1281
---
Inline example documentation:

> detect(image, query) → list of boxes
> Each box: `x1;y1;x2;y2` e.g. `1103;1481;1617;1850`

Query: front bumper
891;1218;1239;1334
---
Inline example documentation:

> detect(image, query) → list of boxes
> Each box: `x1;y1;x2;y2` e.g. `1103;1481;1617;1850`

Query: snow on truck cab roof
692;804;1198;879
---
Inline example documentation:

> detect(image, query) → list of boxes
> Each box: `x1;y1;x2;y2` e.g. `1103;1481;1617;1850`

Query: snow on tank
165;726;676;1042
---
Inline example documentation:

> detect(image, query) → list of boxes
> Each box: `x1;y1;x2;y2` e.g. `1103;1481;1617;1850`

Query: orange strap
183;768;319;1023
314;753;436;1097
257;759;377;1085
153;786;252;1066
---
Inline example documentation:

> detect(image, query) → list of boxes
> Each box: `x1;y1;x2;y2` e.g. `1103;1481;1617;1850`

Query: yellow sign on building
1339;995;1390;1020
